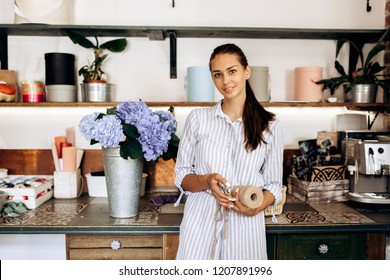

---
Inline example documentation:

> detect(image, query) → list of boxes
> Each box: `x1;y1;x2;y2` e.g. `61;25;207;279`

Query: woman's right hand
207;173;235;208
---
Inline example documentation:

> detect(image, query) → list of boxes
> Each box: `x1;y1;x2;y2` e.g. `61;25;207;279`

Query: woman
174;43;283;260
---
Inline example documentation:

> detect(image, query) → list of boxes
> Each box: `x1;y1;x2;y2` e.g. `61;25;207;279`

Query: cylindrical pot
294;67;323;102
102;147;144;218
185;66;214;102
80;82;115;102
248;66;270;102
45;53;76;85
350;84;377;103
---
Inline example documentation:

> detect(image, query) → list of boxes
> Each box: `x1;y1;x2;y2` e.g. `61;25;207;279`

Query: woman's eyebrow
212;65;238;73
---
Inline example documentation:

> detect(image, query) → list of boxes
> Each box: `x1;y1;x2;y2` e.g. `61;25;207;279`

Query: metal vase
80;83;115;102
101;147;144;218
351;84;377;103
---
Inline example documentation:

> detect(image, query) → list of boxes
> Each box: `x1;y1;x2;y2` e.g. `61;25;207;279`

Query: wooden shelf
0;24;387;41
0;24;388;77
0;101;388;111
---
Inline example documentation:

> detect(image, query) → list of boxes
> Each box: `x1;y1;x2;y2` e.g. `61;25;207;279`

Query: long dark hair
209;43;275;152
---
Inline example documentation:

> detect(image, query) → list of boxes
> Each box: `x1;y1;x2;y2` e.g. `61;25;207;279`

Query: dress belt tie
210;202;229;259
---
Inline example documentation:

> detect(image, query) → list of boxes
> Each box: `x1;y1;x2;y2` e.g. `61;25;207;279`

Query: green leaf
100;39;128;52
106;107;116;115
123;124;139;138
335;60;347;76
365;44;385;70
119;138;143;160
96;112;106;120
62;30;95;49
366;62;386;76
169;133;180;147
335;39;348;58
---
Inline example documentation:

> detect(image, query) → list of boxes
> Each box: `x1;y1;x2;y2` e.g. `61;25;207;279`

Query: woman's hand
230;189;276;217
207;173;236;208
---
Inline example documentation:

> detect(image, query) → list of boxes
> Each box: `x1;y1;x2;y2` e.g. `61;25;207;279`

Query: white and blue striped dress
174;101;283;260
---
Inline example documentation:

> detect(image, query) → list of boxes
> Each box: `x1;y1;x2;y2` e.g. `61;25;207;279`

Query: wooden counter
0;194;389;260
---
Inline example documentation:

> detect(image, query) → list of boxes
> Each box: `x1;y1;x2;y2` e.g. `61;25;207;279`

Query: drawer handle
318;244;329;254
111;240;121;250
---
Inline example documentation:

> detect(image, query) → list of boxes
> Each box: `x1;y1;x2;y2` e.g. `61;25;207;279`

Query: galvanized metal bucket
102;147;143;218
350;84;377;103
80;83;115;102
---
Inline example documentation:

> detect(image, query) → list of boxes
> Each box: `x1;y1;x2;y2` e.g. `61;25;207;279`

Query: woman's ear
245;65;251;80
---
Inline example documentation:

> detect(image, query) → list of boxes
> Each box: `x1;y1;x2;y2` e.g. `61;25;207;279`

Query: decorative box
310;165;346;182
0;175;54;209
288;175;349;203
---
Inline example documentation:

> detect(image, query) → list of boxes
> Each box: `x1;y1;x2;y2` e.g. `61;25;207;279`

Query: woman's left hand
229;188;261;216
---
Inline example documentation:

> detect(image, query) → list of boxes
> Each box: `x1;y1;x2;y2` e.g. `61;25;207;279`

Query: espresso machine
342;131;390;204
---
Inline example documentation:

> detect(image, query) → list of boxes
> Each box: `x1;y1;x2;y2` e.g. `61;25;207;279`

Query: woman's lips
223;86;234;93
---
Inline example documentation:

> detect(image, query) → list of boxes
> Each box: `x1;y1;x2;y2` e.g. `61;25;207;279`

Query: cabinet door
277;233;366;260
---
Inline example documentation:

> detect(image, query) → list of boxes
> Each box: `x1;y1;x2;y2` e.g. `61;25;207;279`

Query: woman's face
210;53;250;101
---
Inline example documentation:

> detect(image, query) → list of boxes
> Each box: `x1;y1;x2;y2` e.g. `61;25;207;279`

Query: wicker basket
264;185;287;216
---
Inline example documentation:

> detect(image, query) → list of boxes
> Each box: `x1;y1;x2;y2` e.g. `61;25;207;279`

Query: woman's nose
223;75;230;84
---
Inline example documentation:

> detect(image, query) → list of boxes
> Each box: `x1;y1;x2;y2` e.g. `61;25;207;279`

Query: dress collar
212;99;243;123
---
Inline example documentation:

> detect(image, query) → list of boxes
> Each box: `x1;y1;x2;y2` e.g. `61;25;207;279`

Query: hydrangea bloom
79;101;179;161
93;115;123;148
79;112;100;140
79;113;123;148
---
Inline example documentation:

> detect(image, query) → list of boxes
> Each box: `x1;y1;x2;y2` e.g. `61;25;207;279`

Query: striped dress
174;101;283;260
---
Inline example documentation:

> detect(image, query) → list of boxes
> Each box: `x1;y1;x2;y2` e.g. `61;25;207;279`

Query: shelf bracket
145;30;165;41
168;31;177;79
0;32;8;69
368;110;381;130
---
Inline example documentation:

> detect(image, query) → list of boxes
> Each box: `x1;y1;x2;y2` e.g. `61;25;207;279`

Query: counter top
1;194;389;235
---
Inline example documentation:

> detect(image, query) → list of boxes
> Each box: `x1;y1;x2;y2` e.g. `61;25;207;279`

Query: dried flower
79;101;179;161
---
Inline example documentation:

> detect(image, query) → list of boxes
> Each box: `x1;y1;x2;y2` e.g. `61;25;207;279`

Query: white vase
101;147;143;218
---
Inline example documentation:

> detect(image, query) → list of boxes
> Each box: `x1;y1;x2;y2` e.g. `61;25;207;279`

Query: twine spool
231;185;263;209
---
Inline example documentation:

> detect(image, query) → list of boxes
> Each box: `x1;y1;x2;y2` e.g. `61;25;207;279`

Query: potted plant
62;30;128;102
78;100;179;217
315;27;389;103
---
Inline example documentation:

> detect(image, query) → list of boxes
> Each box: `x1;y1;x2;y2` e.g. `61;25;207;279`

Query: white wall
0;0;387;150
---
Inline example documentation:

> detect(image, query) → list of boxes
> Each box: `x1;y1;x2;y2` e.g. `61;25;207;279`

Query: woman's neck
221;97;245;122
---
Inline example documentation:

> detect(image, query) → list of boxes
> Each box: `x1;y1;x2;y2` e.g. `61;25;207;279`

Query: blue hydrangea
79;113;123;148
155;110;177;134
79;101;178;161
116;101;152;126
79;112;100;140
136;114;172;161
93;115;123;148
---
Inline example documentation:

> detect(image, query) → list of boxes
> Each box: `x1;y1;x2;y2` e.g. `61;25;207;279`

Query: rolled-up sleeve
174;110;198;193
261;120;284;205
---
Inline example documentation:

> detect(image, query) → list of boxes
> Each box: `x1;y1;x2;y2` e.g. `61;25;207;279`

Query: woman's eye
229;69;236;74
213;73;220;78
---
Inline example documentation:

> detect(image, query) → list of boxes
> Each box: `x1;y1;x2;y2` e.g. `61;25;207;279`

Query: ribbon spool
231;185;263;209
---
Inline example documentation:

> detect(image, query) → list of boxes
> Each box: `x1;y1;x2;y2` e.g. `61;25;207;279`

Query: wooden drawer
276;233;366;260
66;234;163;260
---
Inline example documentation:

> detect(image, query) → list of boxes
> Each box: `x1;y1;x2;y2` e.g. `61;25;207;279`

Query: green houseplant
315;27;389;103
62;30;128;101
